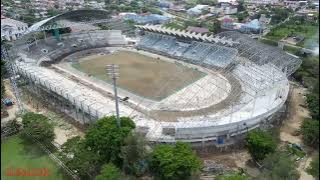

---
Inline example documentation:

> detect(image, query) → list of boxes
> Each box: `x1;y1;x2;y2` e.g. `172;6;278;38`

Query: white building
64;0;85;10
244;0;279;5
1;16;28;41
212;6;237;15
85;1;105;10
187;5;209;16
218;0;237;4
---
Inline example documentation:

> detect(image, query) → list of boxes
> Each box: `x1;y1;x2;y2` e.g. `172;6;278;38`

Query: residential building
240;19;263;34
64;0;85;10
187;5;209;16
259;14;271;25
244;0;280;5
119;12;171;24
211;4;237;15
85;1;106;10
187;26;209;34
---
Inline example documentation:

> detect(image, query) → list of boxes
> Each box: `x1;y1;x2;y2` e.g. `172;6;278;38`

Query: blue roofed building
240;19;263;34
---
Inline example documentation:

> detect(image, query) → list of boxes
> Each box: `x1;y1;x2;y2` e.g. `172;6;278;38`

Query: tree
306;93;319;120
120;133;149;176
307;153;319;179
47;9;61;17
237;11;249;22
301;119;319;148
95;163;123;180
84;116;135;166
21;112;55;144
270;8;291;24
59;136;101;179
209;19;221;34
245;129;277;161
237;0;246;12
197;0;217;6
258;152;300;180
149;142;202;180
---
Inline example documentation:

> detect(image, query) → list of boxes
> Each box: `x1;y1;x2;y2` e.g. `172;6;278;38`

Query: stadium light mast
106;64;121;128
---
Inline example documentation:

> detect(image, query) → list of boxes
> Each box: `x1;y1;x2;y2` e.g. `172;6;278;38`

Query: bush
245;129;277;161
21;112;55;144
149;142;202;180
258;152;300;180
307;153;319;178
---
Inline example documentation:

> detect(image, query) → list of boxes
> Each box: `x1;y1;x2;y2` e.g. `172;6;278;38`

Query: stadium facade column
43;31;47;41
53;29;60;40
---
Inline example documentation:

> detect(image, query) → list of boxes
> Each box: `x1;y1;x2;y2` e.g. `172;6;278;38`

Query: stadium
7;10;301;145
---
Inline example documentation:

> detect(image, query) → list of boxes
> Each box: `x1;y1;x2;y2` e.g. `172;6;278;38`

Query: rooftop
187;26;210;34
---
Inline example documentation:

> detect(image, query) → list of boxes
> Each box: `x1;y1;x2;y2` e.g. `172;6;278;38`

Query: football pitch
72;50;206;100
1;135;68;180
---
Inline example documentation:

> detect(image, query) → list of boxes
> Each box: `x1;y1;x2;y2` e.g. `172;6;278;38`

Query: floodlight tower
106;64;120;127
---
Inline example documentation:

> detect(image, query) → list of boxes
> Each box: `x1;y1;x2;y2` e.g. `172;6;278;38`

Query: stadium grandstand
6;10;301;146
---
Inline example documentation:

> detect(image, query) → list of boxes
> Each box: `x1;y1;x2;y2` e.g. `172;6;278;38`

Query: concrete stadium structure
9;10;301;146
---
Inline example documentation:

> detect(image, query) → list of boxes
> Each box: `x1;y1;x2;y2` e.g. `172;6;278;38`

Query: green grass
163;22;186;30
1;135;69;180
286;144;306;158
259;38;278;46
265;18;319;48
283;45;302;55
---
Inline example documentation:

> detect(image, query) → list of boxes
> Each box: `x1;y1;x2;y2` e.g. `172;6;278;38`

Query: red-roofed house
187;26;209;34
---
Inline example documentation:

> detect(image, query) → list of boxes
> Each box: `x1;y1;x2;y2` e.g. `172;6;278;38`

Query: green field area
265;17;319;48
72;50;206;101
1;135;69;180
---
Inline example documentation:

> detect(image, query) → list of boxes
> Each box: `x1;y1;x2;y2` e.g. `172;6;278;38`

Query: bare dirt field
3;81;84;146
72;50;205;100
280;85;310;144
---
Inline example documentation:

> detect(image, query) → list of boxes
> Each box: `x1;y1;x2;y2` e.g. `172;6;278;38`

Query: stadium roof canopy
26;9;111;34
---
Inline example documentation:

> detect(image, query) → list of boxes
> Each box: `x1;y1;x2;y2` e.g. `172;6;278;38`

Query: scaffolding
8;11;302;144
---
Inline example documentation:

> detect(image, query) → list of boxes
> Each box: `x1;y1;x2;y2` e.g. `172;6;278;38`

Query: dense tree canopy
149;142;202;180
21;112;55;144
306;93;319;120
301;119;319;149
216;173;248;180
237;11;249;22
270;8;292;24
120;133;149;176
209;19;221;34
245;129;277;161
59;136;100;179
237;0;246;12
293;56;319;90
258;152;300;180
84;116;135;166
59;116;137;179
95;163;122;180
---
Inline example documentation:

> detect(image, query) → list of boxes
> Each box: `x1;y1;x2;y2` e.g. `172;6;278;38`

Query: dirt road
280;84;314;180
